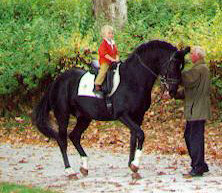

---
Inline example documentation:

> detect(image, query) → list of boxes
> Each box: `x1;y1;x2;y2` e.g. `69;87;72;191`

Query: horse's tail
32;88;57;140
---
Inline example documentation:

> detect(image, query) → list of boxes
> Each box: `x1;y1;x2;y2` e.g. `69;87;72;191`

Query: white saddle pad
78;63;121;98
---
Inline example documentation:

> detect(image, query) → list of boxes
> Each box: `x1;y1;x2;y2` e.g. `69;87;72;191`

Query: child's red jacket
98;39;118;65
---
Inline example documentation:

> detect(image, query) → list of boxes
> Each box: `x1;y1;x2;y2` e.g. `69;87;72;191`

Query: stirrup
93;90;104;98
93;85;104;98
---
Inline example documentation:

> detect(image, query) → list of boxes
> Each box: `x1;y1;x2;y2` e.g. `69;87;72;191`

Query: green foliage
126;0;220;42
50;31;97;72
0;0;222;111
0;0;94;95
126;0;222;109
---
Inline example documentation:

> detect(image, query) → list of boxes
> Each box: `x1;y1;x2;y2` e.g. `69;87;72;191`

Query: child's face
105;30;114;40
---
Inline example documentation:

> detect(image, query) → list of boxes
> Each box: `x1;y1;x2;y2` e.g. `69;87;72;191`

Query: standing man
175;46;211;176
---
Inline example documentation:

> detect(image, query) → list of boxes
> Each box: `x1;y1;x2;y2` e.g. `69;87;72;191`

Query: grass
0;182;57;193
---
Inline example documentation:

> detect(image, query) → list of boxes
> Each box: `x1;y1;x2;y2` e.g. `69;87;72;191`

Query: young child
94;25;119;97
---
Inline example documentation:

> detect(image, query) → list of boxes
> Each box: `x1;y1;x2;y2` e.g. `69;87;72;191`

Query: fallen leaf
18;158;28;163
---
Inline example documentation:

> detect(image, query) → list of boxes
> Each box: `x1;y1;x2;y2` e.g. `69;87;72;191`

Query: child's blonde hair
192;46;206;58
101;25;113;38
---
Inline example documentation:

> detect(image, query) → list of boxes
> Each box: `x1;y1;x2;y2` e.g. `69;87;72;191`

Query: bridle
135;52;181;91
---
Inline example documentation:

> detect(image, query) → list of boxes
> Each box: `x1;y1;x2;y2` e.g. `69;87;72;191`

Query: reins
135;53;159;78
134;52;180;89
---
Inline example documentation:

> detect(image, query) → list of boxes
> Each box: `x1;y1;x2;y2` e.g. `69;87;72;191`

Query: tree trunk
93;0;127;29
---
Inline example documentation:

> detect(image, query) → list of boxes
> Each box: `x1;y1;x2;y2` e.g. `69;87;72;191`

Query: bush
0;0;222;114
0;0;94;95
126;0;222;109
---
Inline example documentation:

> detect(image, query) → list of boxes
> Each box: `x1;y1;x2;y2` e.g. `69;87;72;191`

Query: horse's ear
183;46;191;55
174;46;190;70
174;46;191;59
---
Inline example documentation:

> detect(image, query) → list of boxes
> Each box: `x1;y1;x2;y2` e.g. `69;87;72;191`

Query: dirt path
1;143;222;193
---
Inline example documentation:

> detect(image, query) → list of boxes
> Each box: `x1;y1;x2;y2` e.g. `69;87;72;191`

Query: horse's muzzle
169;89;177;98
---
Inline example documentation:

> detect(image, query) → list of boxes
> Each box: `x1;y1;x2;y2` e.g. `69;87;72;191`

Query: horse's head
127;40;190;98
160;46;190;98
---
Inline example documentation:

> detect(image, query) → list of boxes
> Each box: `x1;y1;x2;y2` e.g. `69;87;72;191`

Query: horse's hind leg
54;111;75;176
69;116;91;176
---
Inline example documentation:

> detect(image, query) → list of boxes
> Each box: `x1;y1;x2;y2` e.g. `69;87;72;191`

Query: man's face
190;52;201;64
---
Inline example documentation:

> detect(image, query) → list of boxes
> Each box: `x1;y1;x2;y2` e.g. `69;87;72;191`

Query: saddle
89;61;119;95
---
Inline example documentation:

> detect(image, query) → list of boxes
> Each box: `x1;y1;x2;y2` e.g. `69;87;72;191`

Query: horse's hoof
80;167;88;177
67;173;79;180
130;164;139;173
65;167;78;180
131;172;142;180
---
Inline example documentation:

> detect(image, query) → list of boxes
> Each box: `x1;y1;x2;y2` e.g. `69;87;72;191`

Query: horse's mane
125;40;177;63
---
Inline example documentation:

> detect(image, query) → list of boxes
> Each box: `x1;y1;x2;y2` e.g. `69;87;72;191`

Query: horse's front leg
120;115;145;178
128;129;137;167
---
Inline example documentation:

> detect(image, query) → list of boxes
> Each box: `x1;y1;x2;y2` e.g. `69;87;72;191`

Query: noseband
135;53;181;90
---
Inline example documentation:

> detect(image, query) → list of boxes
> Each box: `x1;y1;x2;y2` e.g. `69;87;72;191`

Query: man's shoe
183;165;208;178
189;169;203;177
193;164;209;174
202;164;209;173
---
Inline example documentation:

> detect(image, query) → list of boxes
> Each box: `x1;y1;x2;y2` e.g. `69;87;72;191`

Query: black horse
33;40;190;178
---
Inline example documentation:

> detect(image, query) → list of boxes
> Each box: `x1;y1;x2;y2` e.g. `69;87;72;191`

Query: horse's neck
121;57;158;90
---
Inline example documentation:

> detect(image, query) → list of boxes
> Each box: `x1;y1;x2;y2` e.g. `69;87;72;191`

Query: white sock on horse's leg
65;167;75;176
81;156;88;169
131;149;142;167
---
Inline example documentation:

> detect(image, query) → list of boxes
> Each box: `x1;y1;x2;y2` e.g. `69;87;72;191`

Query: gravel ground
0;143;222;193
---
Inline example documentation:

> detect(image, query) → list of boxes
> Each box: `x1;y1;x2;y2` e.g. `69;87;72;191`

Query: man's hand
162;91;171;100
